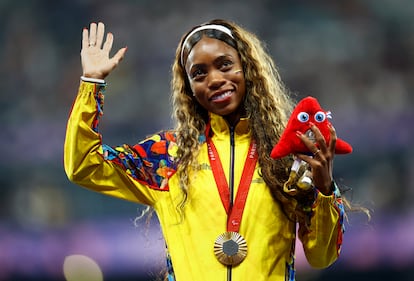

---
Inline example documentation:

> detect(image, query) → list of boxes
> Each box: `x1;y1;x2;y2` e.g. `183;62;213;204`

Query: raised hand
81;22;127;79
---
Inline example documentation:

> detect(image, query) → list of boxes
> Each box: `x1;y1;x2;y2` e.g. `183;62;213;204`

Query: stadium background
0;0;413;280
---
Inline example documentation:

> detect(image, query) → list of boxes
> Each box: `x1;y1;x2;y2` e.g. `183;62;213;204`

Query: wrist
318;180;335;196
80;76;106;84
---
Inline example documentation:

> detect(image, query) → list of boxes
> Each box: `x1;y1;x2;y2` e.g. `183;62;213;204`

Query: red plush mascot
270;96;352;194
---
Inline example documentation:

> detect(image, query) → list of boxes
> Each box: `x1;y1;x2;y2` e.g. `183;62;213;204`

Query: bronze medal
214;231;247;266
207;139;257;267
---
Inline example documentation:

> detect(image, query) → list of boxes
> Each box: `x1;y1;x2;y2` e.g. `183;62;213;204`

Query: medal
207;136;258;267
214;231;248;266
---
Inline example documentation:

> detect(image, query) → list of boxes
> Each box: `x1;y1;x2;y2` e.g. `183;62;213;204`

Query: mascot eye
297;112;309;123
314;111;326;123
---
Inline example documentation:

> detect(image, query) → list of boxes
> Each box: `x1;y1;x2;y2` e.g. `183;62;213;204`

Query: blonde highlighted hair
171;19;306;223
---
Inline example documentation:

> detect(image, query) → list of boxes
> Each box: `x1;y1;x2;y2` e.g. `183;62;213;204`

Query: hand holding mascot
270;96;352;194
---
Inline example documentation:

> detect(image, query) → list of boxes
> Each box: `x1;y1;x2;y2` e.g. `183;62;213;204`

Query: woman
65;19;344;281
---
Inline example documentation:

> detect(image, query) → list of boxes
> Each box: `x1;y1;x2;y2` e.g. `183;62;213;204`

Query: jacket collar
206;113;251;141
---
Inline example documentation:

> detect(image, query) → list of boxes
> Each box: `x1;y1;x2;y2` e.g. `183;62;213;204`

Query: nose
207;70;226;89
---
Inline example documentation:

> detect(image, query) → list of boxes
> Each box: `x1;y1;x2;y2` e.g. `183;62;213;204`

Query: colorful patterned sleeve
64;81;177;206
101;131;178;191
298;182;345;268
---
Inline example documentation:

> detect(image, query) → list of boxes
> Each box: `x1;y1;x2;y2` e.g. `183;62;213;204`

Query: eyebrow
188;54;235;72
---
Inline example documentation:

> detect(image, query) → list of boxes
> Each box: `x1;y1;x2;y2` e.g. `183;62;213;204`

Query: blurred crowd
0;0;413;280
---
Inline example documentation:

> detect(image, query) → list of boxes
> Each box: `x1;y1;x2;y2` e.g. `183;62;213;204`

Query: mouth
210;90;233;102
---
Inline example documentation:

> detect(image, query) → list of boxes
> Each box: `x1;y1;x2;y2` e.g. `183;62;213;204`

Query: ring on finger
89;42;96;47
313;149;321;157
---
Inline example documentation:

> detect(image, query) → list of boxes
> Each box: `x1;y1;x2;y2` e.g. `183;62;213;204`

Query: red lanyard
207;138;258;232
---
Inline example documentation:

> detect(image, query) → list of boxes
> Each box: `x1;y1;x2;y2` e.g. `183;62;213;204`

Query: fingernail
308;121;315;127
296;131;303;137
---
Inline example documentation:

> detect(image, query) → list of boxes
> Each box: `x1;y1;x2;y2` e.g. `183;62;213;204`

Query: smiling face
185;36;246;125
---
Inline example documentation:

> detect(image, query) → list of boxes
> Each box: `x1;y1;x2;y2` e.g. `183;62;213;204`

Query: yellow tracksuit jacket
64;81;345;281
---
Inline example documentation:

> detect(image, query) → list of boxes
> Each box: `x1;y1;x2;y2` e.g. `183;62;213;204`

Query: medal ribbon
207;138;258;232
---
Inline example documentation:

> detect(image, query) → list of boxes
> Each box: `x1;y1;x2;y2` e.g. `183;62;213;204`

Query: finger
296;130;320;155
82;27;89;50
110;47;127;65
296;131;313;152
328;124;337;154
89;22;97;46
295;153;314;164
96;22;105;48
309;122;328;152
102;32;114;53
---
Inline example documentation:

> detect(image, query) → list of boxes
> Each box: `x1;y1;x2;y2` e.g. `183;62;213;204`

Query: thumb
111;47;127;66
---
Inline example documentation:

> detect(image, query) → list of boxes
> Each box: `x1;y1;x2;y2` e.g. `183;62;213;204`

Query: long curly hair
171;19;309;225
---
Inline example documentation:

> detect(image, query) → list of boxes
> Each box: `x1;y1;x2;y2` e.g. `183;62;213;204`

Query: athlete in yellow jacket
65;20;345;281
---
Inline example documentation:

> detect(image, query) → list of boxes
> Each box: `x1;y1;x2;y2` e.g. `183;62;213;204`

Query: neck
224;113;240;127
224;107;246;127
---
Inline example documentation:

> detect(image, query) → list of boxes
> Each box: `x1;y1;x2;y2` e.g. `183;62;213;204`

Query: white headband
180;24;234;66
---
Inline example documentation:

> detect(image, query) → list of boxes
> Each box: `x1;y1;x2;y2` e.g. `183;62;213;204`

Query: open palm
81;22;127;79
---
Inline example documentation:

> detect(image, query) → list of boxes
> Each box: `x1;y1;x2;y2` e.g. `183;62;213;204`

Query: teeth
212;91;232;101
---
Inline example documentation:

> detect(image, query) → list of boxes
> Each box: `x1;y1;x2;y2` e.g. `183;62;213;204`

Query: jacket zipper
227;126;235;281
229;126;235;209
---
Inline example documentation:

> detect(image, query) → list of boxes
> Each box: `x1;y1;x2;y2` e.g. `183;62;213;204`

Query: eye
222;60;233;67
215;56;234;70
297;112;309;123
191;69;206;80
314;111;326;123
